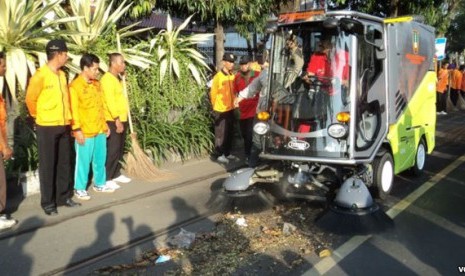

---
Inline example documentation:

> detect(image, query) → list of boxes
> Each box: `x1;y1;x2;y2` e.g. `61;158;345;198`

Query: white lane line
304;154;465;276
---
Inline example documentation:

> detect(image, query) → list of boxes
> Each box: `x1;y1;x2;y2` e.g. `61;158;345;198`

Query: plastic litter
166;228;196;249
155;255;171;263
282;222;297;236
235;217;248;227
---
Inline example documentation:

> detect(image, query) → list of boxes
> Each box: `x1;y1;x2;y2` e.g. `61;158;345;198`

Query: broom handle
121;75;134;135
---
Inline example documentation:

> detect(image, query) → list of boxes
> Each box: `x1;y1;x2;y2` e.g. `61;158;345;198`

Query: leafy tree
155;0;288;68
330;0;462;35
446;1;465;53
112;0;155;20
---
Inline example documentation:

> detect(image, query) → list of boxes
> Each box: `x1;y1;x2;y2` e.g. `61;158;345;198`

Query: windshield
265;26;352;158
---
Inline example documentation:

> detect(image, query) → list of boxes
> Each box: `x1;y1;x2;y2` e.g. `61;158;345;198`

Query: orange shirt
450;69;462;90
436;68;449;93
461;71;465;91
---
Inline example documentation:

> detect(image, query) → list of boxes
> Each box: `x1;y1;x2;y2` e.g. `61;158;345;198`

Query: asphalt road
303;111;465;275
1;111;465;275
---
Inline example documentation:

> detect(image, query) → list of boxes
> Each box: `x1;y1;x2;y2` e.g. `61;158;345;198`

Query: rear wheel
410;139;426;176
372;152;394;200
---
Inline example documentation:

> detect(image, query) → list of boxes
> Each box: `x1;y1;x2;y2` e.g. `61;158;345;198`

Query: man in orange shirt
0;52;17;230
210;53;236;164
450;63;462;108
460;65;465;99
69;53;114;201
26;40;80;216
436;62;449;115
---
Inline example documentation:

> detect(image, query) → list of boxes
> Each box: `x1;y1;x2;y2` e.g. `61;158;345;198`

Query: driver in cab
302;38;349;93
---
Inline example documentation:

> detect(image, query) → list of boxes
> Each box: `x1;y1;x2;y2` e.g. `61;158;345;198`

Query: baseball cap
239;56;250;64
222;52;235;63
46;39;68;52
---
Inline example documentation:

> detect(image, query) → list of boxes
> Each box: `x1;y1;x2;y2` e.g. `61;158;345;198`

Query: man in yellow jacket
101;53;131;185
210;53;236;164
26;39;80;216
70;53;115;201
0;51;17;230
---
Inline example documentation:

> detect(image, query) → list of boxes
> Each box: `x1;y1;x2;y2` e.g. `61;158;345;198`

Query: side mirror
375;38;386;59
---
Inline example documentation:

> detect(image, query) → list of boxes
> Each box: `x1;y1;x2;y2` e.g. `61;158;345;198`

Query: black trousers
436;91;447;112
239;117;254;157
213;110;235;157
450;88;459;106
36;125;72;211
106;121;127;180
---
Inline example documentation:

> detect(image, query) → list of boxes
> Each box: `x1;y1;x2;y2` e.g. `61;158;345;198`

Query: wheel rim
381;159;393;192
416;143;426;170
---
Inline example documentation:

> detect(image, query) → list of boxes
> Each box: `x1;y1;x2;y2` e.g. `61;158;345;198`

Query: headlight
253;122;270;135
327;123;348;139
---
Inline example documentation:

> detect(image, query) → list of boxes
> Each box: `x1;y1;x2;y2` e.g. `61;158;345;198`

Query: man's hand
115;119;124;133
234;96;243;108
75;130;85;145
2;146;13;161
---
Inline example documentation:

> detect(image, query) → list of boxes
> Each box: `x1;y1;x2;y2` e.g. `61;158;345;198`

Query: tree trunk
214;21;224;70
390;0;399;17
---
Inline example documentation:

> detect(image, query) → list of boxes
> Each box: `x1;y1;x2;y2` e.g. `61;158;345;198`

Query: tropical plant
126;52;214;162
53;0;153;72
149;15;213;84
0;0;79;101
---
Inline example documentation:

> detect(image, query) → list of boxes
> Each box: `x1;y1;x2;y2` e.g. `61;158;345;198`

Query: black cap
222;52;235;63
46;39;68;53
239;56;250;64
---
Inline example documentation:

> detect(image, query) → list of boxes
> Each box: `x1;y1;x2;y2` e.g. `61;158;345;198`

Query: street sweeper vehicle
224;9;436;221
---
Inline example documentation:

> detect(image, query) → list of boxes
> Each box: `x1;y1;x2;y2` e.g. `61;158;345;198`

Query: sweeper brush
315;177;394;235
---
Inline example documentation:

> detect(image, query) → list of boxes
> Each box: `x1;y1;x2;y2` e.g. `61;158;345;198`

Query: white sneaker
75;190;91;200
226;154;238;160
113;174;131;183
441;111;448;115
0;215;17;230
217;155;229;164
105;180;121;190
93;185;115;193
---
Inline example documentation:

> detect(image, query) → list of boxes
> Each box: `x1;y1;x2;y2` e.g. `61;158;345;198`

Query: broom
117;35;173;181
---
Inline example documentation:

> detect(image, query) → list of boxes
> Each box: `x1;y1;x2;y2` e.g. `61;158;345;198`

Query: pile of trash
94;202;339;275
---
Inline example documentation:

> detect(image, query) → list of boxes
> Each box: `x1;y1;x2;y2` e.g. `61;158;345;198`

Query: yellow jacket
100;72;128;122
25;65;72;126
210;70;235;112
69;75;108;137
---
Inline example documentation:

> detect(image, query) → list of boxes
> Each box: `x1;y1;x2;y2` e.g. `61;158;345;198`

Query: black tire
410;139;426;176
372;152;394;200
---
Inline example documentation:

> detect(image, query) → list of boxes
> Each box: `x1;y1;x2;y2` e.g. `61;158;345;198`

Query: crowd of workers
436;61;465;115
0;39;133;231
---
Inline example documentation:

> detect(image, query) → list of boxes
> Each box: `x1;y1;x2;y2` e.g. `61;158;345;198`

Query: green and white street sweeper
223;8;437;223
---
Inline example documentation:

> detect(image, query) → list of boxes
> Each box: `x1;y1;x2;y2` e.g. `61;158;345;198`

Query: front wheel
410;139;426;176
372;152;394;200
